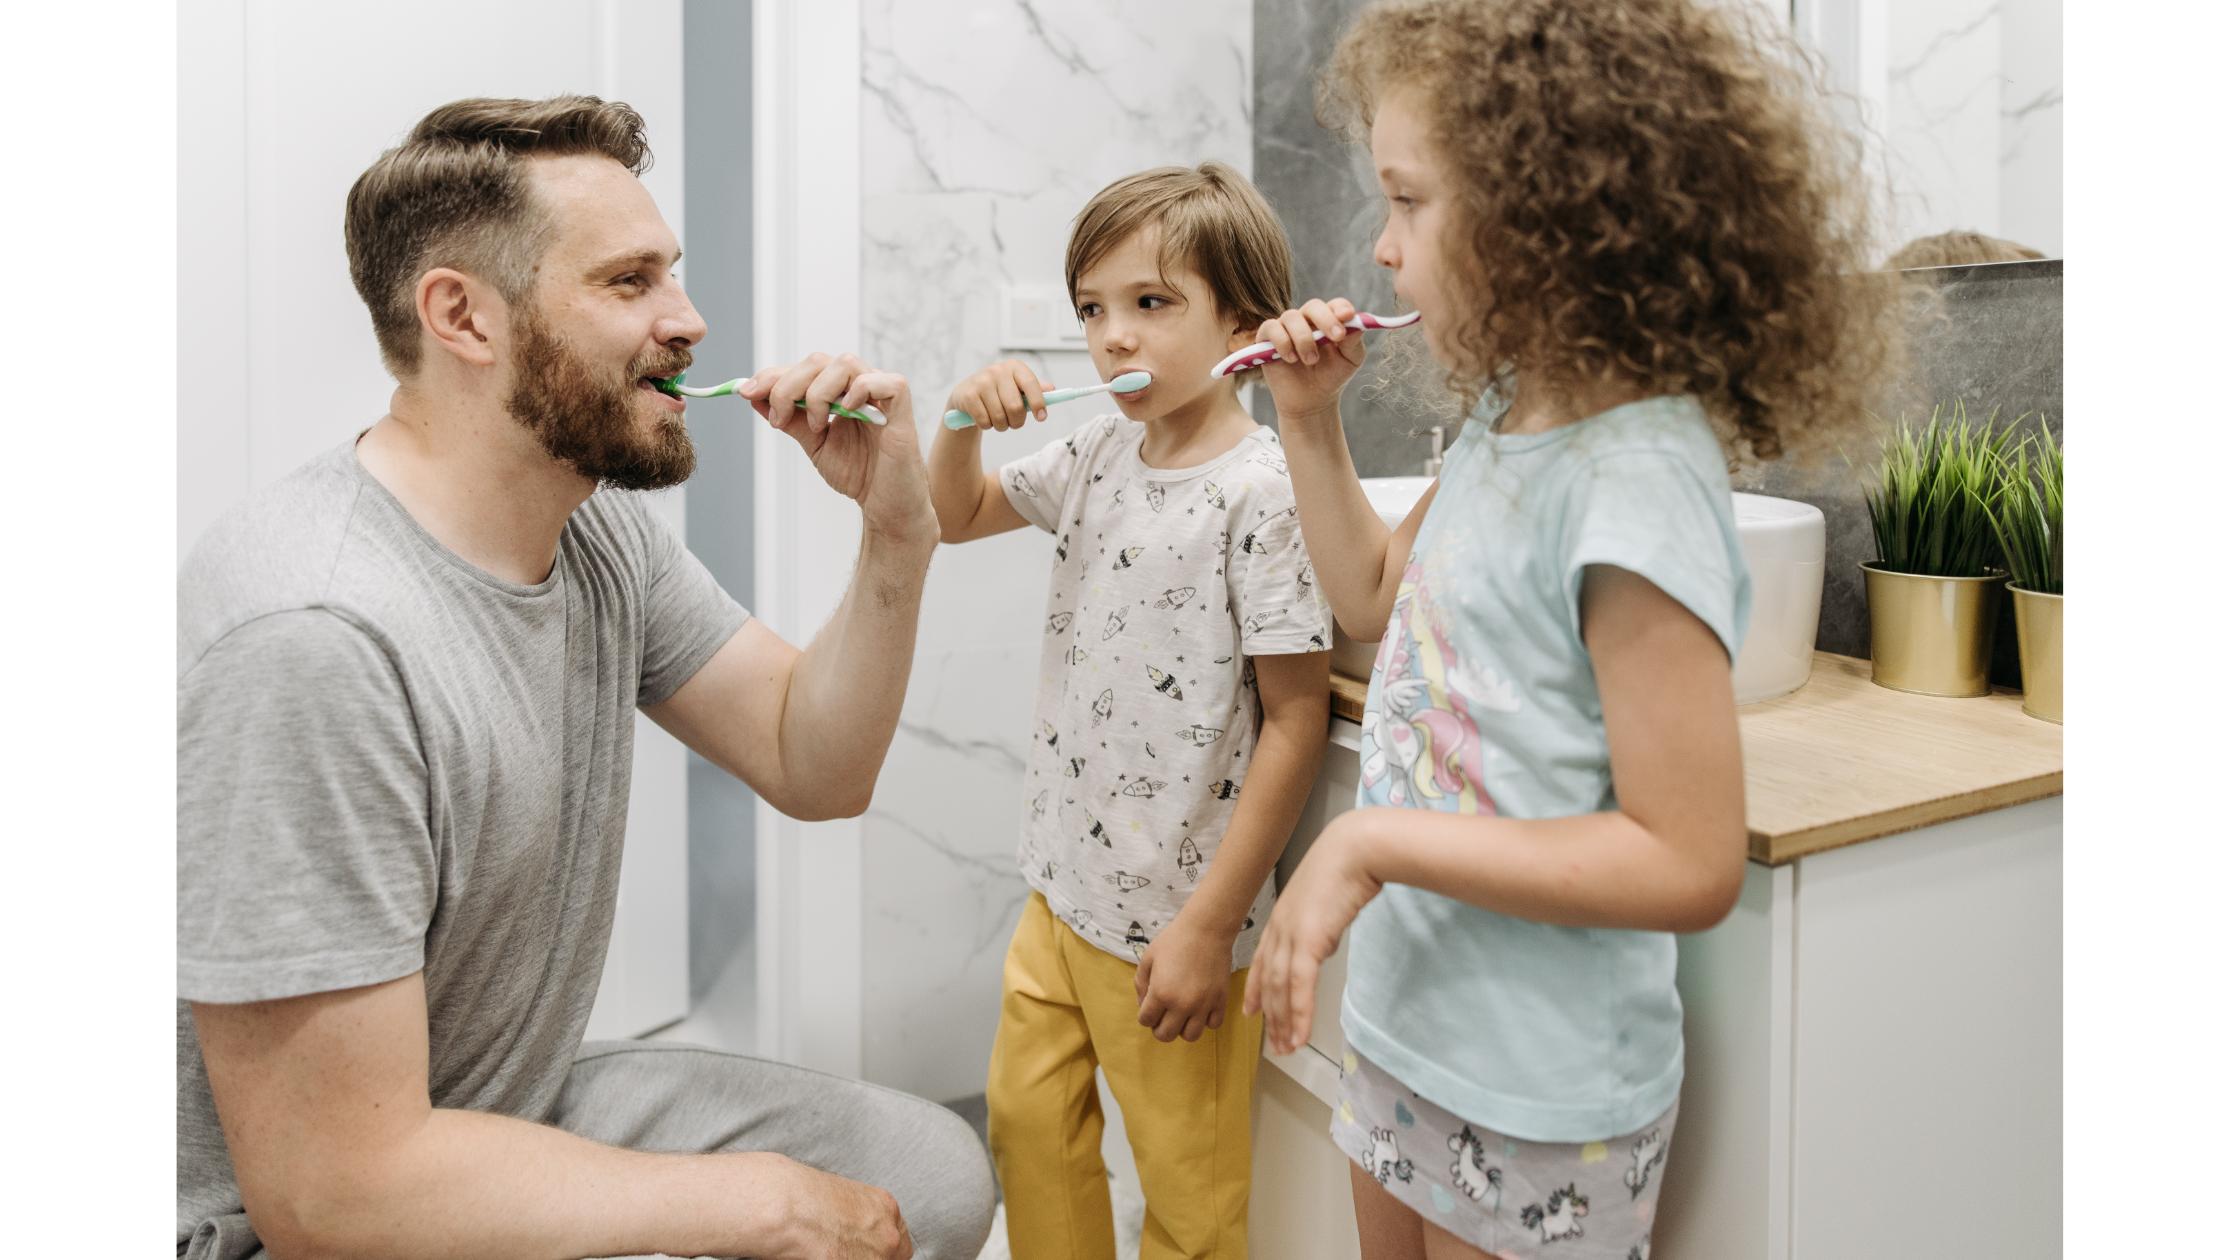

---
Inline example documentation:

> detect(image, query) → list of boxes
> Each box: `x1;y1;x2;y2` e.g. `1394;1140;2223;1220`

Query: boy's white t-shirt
1000;415;1332;970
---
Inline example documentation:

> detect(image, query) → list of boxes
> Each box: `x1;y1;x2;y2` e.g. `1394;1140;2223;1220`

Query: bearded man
175;95;991;1260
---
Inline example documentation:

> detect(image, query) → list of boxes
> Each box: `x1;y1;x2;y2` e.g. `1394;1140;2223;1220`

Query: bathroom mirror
1800;0;2063;265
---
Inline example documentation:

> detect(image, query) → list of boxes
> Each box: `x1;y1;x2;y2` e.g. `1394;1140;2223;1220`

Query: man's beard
505;308;697;491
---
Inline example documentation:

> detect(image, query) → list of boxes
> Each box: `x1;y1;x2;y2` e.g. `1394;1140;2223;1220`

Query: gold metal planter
1861;564;2005;697
2009;584;2063;723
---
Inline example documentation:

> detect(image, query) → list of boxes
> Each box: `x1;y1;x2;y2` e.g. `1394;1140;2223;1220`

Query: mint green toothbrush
942;370;1153;431
654;373;886;425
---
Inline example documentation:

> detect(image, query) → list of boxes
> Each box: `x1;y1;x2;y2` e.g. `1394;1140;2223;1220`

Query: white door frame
589;0;693;1043
1792;0;1890;134
751;0;868;1077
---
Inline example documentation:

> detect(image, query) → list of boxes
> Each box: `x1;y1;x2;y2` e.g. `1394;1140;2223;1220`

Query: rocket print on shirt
1177;836;1203;882
1002;421;1332;967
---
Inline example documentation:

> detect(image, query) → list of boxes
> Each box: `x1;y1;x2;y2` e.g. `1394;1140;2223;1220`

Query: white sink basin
1329;479;1825;706
1728;492;1825;703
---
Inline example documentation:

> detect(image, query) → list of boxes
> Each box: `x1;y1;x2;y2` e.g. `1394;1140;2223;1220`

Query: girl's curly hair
1324;0;1903;463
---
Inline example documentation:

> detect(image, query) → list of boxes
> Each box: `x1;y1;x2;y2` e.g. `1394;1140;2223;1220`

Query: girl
1240;1;1897;1257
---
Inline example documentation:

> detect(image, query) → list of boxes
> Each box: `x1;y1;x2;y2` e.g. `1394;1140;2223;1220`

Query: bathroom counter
1326;651;2062;866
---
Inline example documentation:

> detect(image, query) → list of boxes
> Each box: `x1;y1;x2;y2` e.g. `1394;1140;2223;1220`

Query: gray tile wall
1740;260;2063;677
1252;0;1462;474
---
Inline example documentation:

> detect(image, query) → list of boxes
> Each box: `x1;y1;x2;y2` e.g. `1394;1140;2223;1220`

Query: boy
929;162;1334;1258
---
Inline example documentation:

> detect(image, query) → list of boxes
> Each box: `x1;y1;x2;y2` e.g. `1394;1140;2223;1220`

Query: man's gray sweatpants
188;1040;997;1260
559;1041;997;1260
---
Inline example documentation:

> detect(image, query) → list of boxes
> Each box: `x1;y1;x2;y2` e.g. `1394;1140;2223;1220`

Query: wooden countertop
1327;652;2062;865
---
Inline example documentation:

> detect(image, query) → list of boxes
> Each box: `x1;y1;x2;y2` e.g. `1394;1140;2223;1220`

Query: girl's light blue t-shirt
1341;394;1751;1142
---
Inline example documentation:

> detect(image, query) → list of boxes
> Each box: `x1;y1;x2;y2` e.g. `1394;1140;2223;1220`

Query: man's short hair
345;95;651;375
1064;161;1293;338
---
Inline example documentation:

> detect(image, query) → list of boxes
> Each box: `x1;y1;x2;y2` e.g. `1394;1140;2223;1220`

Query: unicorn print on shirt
1360;560;1510;812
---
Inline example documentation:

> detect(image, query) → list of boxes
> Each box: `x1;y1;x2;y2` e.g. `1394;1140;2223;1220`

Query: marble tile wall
857;0;1256;1104
1883;0;2063;257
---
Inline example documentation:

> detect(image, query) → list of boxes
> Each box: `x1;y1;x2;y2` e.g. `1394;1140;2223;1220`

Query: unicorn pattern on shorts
1624;1127;1668;1200
1447;1123;1501;1205
1520;1184;1590;1241
1361;1127;1415;1187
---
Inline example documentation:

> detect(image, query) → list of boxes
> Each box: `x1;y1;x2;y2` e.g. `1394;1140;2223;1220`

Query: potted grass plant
1858;401;2021;696
1984;419;2062;722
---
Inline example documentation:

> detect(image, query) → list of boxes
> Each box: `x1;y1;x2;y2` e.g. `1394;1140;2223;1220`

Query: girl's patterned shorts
1329;1041;1678;1259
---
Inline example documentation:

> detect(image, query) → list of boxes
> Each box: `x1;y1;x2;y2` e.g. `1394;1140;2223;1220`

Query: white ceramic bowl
1329;480;1825;706
1729;492;1825;704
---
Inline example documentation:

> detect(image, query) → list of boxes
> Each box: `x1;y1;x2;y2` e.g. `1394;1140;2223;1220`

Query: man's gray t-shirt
175;439;748;1252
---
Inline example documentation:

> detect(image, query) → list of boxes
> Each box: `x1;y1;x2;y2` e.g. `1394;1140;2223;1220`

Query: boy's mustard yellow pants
986;892;1261;1259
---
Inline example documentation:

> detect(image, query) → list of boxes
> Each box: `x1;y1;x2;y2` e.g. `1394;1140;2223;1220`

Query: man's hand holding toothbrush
736;351;940;547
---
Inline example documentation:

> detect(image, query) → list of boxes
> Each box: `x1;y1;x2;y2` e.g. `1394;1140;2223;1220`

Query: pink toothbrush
1209;310;1422;378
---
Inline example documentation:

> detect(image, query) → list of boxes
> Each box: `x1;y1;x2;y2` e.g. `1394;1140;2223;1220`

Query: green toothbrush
653;373;886;426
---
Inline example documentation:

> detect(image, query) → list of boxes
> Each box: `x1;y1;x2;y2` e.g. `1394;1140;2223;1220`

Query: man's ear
415;268;504;369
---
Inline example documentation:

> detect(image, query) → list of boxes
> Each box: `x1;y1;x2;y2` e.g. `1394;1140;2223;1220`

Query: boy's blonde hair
1066;162;1293;342
1325;0;1904;464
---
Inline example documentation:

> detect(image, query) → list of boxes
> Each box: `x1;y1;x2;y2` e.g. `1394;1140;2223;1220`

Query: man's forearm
772;522;938;815
274;1107;791;1260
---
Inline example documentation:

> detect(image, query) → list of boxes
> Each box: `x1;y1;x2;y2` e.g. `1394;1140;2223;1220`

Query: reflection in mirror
1847;0;2063;263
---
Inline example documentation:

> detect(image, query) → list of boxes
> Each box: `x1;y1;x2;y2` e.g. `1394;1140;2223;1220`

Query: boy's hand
1134;912;1235;1043
1255;297;1368;427
1244;809;1383;1057
945;359;1052;432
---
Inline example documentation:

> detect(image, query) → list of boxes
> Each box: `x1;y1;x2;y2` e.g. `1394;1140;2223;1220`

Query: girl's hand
1255;298;1367;429
1244;809;1384;1056
944;359;1051;432
1134;913;1235;1043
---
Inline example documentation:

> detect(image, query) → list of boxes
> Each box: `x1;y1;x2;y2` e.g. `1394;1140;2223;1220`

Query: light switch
999;283;1088;351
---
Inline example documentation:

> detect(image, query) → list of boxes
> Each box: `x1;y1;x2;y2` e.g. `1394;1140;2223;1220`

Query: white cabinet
1665;796;2062;1260
1249;722;1368;1260
1251;715;2063;1260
